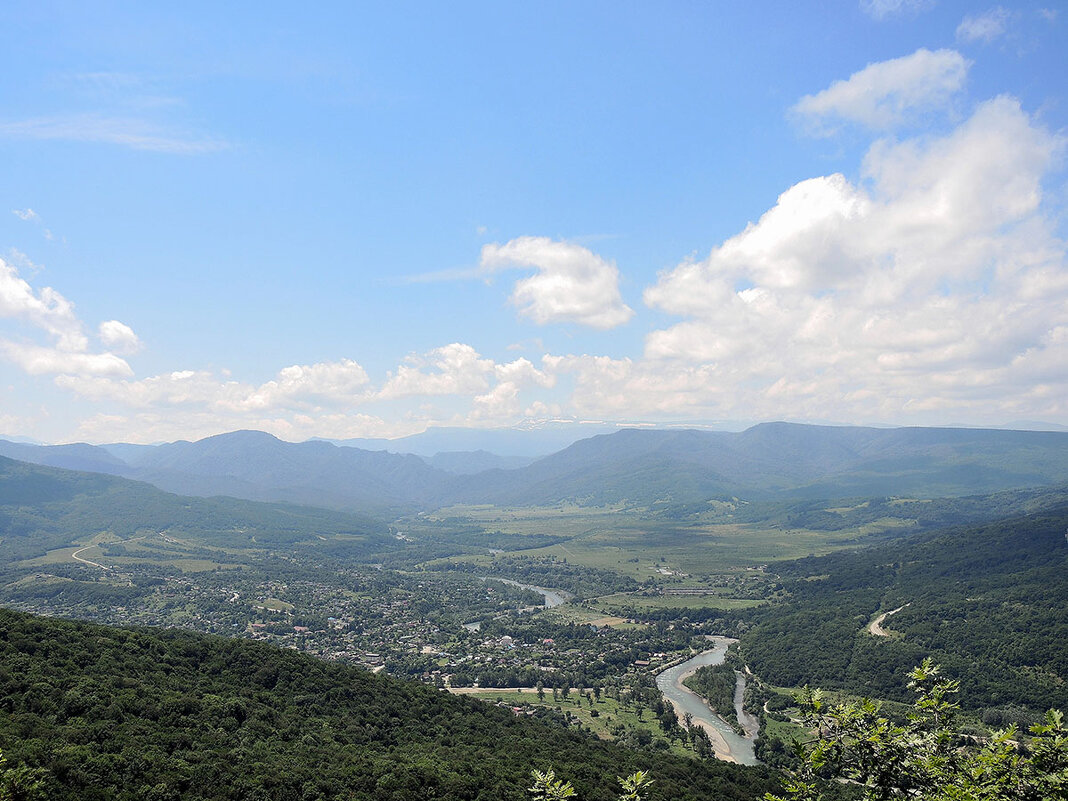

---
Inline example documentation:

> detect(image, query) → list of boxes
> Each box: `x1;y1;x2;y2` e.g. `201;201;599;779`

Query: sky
1;1;1067;444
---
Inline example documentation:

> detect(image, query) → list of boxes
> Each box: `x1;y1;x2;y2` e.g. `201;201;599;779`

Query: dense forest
739;505;1068;714
0;609;776;801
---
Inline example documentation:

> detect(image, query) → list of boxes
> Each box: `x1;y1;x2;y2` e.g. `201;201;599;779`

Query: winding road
868;603;909;637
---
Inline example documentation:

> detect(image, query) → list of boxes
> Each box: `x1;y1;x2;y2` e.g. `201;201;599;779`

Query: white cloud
472;357;558;421
637;95;1068;425
860;0;934;20
0;113;228;154
0;255;88;352
53;344;566;440
240;360;371;410
12;209;39;222
793;49;969;132
957;7;1012;42
98;320;142;355
57;358;374;413
0;255;139;377
378;343;496;400
480;236;634;329
1;342;133;377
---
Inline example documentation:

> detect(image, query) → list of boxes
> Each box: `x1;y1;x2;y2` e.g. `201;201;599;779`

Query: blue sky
1;1;1066;443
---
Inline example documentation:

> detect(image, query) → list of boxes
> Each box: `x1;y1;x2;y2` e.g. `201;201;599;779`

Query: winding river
464;582;759;765
464;578;574;630
487;577;573;608
656;636;760;765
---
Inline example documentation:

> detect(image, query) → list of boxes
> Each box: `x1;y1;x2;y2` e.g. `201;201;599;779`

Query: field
421;505;881;583
448;687;695;758
20;533;241;575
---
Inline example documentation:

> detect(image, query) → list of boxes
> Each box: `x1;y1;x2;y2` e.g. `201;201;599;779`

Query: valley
2;424;1068;797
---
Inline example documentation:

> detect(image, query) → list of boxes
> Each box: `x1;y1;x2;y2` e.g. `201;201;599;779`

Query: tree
0;750;49;801
767;658;1068;801
528;769;653;801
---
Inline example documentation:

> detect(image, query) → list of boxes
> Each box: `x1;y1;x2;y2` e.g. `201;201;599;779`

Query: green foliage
767;659;1068;801
529;769;578;799
528;769;653;801
616;770;654;801
0;749;48;801
682;663;742;733
0;609;775;801
741;506;1068;711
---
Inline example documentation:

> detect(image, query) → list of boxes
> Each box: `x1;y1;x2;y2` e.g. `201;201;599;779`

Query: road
868;603;909;637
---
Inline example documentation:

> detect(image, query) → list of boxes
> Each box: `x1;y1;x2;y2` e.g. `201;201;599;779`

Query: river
463;578;574;630
655;636;760;765
487;577;572;608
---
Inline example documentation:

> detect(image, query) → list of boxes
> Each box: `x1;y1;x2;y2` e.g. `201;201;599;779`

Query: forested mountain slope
0;609;775;801
126;430;455;514
0;439;132;477
0;455;391;563
739;505;1068;713
458;423;1068;506
5;423;1068;513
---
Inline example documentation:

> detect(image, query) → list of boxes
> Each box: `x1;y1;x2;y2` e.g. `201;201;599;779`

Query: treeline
738;505;1068;712
0;609;777;801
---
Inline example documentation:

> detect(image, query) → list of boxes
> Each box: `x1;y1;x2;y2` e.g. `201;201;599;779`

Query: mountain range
3;422;1068;514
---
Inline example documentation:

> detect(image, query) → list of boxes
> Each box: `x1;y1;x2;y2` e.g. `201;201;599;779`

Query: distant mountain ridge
4;422;1068;513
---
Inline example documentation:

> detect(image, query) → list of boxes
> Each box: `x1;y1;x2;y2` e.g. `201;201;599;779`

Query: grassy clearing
259;597;295;612
454;688;695;758
20;547;85;567
762;712;806;746
540;605;647;628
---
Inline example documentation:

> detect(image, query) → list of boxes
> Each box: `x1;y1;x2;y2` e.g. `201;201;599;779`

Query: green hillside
0;609;774;801
0;455;391;562
739;505;1068;714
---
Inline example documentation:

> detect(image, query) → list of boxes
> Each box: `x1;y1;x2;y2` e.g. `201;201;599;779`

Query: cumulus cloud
0;256;137;377
55;344;563;440
793;49;969;132
472;357;557;420
957;7;1012;42
638;94;1068;425
0;256;86;351
58;358;373;413
241;360;370;410
378;343;496;400
2;343;133;377
98;320;142;354
480;236;634;329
